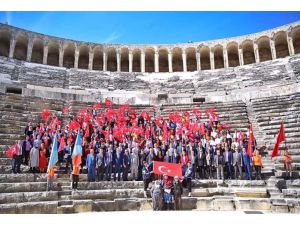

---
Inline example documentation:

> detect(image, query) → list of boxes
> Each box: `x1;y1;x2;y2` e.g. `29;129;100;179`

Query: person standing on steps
96;148;105;181
72;164;81;190
46;166;56;191
242;147;252;180
233;146;243;179
183;161;193;197
122;148;131;181
214;149;225;180
253;149;262;180
173;175;183;210
142;160;153;198
283;148;293;180
150;179;163;211
86;148;96;182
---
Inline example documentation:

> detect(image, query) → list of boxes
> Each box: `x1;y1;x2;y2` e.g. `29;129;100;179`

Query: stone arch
107;47;117;72
13;32;28;61
186;47;197;72
93;46;103;71
31;38;44;64
213;45;224;69
291;26;300;54
121;47;129;72
199;46;210;70
241;40;255;65
0;29;11;57
257;36;272;62
172;47;183;72
158;48;168;72
63;43;75;68
145;48;155;73
227;42;239;67
274;31;289;58
47;41;59;66
132;49;141;72
78;45;89;69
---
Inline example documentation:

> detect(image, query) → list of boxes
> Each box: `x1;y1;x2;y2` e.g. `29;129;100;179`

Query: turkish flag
271;123;285;159
247;123;255;157
153;161;182;178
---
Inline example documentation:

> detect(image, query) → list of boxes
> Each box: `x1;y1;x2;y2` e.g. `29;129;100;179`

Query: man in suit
197;149;207;179
183;161;193;197
105;146;113;181
232;146;243;179
214;149;225;180
122;149;131;181
223;146;233;179
113;148;123;181
242;147;252;180
142;160;153;197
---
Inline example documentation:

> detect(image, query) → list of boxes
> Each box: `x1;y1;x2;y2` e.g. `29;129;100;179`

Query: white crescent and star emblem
158;166;171;174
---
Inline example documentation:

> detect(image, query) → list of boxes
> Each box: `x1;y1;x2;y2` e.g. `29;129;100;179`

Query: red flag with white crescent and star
153;161;182;178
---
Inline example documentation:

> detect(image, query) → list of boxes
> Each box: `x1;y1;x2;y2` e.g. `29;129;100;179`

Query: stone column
74;49;79;69
103;51;107;71
223;48;229;68
26;39;33;62
270;39;276;60
59;44;64;67
116;50;121;72
238;47;244;66
287;33;295;56
88;51;94;70
168;52;173;73
141;51;145;73
9;38;16;58
253;42;260;63
210;50;215;70
129;50;133;73
43;44;48;65
154;51;159;73
182;52;187;72
196;52;201;71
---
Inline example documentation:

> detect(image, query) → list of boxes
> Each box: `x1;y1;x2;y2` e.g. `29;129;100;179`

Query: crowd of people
7;99;294;209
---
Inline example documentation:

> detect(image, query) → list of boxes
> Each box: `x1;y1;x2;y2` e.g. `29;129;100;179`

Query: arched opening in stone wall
158;48;168;72
47;41;59;66
145;48;155;73
0;29;11;57
213;45;224;69
292;26;300;54
186;47;197;71
63;43;75;68
200;46;210;70
13;33;28;61
274;31;289;58
132;49;141;72
93;46;103;71
31;38;44;64
107;48;117;72
257;36;272;62
227;42;239;67
78;45;89;69
121;48;129;72
172;47;183;72
241;40;255;65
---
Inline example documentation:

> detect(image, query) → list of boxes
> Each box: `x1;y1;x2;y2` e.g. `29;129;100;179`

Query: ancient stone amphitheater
0;21;300;214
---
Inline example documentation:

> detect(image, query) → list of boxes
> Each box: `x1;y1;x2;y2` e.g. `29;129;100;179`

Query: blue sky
0;12;300;44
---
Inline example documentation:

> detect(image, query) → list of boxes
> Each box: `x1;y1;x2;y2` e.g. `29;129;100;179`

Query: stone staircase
251;92;300;180
0;93;300;213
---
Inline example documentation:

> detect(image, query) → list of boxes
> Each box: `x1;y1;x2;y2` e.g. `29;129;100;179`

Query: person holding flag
71;129;82;190
46;134;58;191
